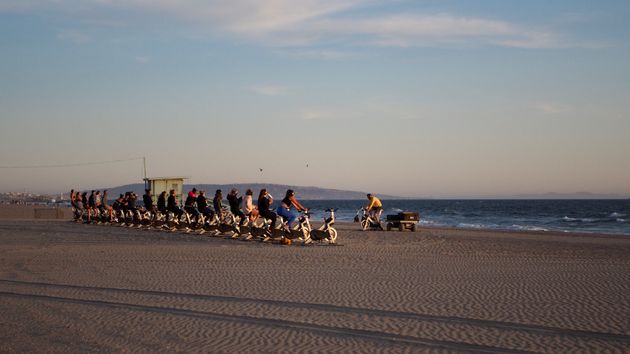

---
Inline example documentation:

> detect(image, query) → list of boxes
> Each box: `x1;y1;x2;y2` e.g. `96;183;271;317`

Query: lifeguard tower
143;176;190;205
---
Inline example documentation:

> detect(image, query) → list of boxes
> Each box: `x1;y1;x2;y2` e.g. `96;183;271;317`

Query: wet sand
1;220;629;353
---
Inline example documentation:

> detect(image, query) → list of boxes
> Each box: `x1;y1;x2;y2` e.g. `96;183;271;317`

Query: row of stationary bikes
72;206;338;245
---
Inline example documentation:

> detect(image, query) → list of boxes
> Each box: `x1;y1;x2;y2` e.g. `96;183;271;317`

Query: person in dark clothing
112;194;123;212
196;190;214;219
227;188;246;225
88;190;96;208
257;188;277;229
112;194;125;222
87;190;96;223
143;189;155;213
157;191;167;215
121;193;130;215
81;192;89;223
213;190;223;220
167;189;184;218
184;188;200;220
127;193;138;213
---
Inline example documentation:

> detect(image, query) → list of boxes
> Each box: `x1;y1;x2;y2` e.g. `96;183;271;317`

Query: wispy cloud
248;85;291;96
300;110;336;120
57;29;92;44
4;1;585;49
534;102;572;114
134;56;150;64
279;49;356;60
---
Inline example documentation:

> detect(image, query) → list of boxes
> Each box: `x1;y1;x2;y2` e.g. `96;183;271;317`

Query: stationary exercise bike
355;207;384;231
307;208;338;244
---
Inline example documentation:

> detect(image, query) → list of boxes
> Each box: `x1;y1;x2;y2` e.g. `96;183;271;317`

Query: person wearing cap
366;193;383;222
184;188;200;221
276;189;308;229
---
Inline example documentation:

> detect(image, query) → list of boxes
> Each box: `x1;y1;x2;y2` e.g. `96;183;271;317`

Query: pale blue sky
1;1;629;197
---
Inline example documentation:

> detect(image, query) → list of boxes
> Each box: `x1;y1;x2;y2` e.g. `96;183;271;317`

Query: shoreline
7;217;630;239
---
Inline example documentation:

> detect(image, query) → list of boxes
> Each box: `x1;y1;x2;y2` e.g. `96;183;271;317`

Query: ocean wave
511;224;549;232
457;223;487;229
609;212;626;218
562;216;597;223
618;218;626;223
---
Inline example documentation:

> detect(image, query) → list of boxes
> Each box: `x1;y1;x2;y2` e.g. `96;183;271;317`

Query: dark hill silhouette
104;183;401;200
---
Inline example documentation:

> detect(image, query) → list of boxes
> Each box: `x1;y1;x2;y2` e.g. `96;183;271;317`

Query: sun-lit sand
1;219;629;353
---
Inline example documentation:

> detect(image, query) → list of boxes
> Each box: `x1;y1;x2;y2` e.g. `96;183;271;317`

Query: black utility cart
386;212;420;232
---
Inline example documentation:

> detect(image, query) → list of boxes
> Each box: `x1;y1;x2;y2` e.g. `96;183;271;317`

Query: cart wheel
386;223;392;231
398;223;404;232
411;224;416;232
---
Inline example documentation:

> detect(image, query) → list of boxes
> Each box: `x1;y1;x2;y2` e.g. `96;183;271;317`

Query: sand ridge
1;220;629;353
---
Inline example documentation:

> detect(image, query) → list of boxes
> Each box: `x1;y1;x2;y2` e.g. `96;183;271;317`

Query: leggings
276;207;296;226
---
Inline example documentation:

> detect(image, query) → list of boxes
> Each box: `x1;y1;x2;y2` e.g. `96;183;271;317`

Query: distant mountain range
104;183;402;200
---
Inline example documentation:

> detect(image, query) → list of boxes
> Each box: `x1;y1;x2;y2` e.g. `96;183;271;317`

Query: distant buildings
0;192;61;206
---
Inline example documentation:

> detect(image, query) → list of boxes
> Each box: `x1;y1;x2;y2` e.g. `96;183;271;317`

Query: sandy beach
1;220;629;353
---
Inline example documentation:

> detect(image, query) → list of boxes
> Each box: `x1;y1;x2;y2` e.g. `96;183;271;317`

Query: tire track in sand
0;290;532;354
1;279;629;352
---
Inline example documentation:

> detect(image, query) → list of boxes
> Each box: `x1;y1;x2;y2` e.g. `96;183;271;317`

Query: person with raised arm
257;189;277;231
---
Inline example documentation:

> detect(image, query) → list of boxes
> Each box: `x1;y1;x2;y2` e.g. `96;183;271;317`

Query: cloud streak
57;29;92;44
248;85;291;96
3;0;576;49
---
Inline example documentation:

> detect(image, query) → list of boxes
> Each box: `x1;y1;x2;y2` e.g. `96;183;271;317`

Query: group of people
70;189;112;223
149;187;310;229
71;187;384;227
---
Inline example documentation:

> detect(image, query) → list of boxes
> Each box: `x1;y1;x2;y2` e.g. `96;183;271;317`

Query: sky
1;0;629;198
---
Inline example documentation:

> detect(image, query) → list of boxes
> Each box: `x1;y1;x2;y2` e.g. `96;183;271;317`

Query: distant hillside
104;183;401;200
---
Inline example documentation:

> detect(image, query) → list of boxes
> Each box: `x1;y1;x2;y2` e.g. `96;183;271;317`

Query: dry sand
1;220;629;353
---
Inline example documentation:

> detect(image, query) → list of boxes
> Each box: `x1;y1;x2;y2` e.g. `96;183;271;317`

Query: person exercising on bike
276;189;307;229
366;193;383;223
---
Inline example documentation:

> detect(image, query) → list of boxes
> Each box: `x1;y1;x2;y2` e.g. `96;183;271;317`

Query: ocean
300;199;630;236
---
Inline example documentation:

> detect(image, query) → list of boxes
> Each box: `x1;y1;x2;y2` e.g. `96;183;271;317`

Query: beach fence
0;205;72;220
